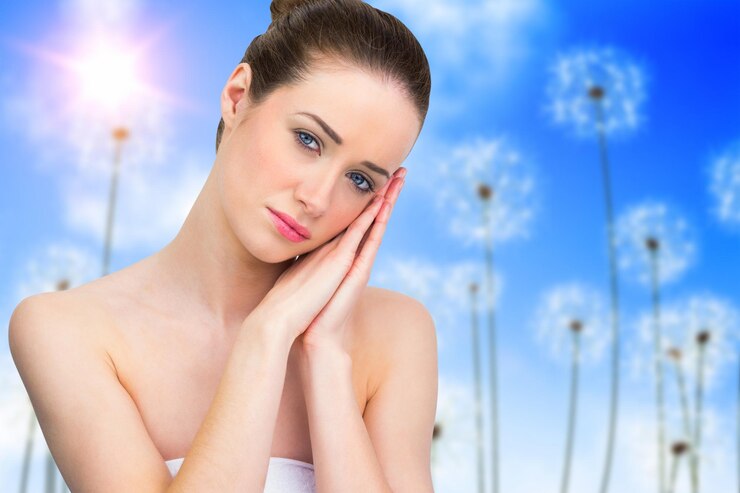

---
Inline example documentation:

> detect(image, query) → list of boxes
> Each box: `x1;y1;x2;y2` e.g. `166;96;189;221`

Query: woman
8;0;437;491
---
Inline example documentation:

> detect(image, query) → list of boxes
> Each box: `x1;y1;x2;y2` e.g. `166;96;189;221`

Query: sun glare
74;41;141;112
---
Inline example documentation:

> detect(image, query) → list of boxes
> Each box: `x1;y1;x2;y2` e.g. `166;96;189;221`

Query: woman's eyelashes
293;130;375;194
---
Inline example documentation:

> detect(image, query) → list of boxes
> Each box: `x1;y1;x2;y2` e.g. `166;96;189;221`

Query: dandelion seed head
615;200;697;286
532;282;611;365
544;45;647;139
14;241;99;301
427;136;538;248
630;294;740;391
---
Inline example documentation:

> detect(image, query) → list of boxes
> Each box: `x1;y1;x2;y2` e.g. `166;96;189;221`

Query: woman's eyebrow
296;111;343;145
294;111;391;180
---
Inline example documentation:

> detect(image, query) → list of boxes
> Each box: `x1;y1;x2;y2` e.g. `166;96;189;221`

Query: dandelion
693;329;710;493
615;201;697;286
426;136;538;249
667;440;690;493
14;242;99;301
373;258;502;354
544;44;648;493
631;294;740;493
533;283;611;366
532;283;610;493
544;45;648;139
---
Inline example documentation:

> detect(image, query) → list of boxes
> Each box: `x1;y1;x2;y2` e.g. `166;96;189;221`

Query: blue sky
1;1;739;492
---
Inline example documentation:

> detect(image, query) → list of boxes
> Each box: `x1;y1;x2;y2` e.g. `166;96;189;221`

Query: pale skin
8;56;438;492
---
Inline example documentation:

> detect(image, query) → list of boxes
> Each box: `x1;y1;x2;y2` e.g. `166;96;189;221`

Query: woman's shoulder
354;286;435;375
357;286;432;326
11;276;126;353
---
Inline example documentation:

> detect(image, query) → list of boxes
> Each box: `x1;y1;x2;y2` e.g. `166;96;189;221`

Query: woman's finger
354;175;404;268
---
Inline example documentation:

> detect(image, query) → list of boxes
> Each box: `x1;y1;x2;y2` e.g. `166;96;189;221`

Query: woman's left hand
296;166;407;358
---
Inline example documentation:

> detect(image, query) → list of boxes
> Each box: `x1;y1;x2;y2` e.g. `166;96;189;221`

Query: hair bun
270;0;311;23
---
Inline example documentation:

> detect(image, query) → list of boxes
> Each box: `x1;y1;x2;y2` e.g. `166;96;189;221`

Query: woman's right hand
245;170;402;342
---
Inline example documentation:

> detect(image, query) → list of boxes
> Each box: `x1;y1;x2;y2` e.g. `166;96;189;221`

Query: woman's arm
168;312;294;491
298;294;438;493
9;293;295;493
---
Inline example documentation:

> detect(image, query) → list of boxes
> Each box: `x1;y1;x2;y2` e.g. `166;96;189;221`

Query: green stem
693;343;707;493
593;98;623;493
560;331;581;493
18;408;36;493
650;250;666;493
470;285;486;493
482;198;500;493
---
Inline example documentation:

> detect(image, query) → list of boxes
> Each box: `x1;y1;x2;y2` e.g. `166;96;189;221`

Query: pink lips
267;208;311;242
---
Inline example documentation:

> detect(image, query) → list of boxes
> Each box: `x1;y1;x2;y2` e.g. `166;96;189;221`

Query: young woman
9;0;437;491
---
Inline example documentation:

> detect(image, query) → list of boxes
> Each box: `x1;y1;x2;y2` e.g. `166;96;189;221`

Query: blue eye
349;172;374;194
293;130;375;195
295;131;320;153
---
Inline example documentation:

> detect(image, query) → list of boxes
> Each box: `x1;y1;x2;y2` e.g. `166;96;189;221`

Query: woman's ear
220;63;253;135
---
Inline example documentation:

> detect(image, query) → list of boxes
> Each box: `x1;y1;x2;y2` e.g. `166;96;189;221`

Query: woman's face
216;60;422;263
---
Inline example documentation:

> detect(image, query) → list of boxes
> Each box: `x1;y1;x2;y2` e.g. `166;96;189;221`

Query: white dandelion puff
615;200;697;286
423;136;538;249
707;138;740;229
532;282;611;366
630;293;740;393
14;241;100;301
544;45;648;139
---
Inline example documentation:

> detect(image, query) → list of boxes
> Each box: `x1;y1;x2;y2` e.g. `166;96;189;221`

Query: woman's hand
248;167;407;351
297;168;406;355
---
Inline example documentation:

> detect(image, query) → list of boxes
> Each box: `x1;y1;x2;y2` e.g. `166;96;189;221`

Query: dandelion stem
102;128;128;276
560;330;581;493
671;359;692;442
693;339;707;493
667;450;682;493
482;197;501;493
45;450;57;493
18;409;36;493
469;283;486;493
673;355;696;493
649;249;667;493
593;96;623;493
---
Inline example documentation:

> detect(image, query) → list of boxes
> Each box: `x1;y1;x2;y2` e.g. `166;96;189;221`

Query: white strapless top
165;456;316;492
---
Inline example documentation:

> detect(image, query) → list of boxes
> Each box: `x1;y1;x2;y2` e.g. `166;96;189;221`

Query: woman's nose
294;169;337;217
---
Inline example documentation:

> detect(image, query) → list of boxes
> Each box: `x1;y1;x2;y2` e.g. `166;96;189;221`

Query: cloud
707;138;740;230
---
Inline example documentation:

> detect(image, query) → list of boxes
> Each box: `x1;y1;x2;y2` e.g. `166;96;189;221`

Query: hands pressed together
247;166;408;356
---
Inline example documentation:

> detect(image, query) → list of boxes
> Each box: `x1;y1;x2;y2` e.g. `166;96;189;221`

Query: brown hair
215;0;431;153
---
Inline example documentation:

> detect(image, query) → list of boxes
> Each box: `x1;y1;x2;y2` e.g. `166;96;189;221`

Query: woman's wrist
241;306;296;353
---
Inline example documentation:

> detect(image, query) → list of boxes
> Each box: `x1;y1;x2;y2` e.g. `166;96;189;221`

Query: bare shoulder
353;286;437;400
353;287;438;491
10;284;115;353
8;282;175;493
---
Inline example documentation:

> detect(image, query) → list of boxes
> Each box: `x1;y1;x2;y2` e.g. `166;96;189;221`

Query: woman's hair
215;0;431;153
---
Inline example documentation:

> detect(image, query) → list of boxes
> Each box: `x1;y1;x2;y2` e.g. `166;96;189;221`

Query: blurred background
1;0;739;492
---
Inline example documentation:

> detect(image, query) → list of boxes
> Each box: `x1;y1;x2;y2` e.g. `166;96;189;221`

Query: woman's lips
267;208;310;243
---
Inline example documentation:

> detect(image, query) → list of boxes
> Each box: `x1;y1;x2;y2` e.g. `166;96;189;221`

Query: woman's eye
349;172;375;194
294;131;320;154
294;130;374;195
